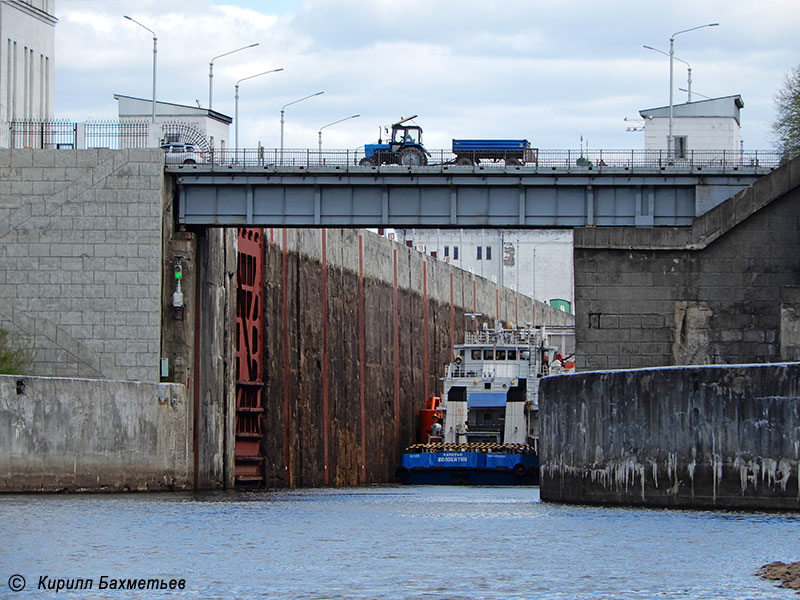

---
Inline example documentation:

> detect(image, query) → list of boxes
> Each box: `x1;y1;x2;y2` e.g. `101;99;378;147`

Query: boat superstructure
400;320;569;484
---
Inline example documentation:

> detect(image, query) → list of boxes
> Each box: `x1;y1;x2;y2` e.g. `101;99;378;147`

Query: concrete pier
539;363;800;510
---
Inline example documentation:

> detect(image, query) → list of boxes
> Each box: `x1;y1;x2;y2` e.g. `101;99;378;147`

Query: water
2;486;798;599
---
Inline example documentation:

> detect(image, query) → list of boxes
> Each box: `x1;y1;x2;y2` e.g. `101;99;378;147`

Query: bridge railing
189;147;782;171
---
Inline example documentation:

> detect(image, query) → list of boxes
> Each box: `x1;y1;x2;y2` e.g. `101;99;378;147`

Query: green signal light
175;265;182;280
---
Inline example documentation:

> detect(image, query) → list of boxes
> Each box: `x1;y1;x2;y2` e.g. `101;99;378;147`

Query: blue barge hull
398;449;539;485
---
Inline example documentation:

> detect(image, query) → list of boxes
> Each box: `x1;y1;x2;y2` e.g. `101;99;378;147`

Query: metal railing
8;119;151;149
178;147;782;171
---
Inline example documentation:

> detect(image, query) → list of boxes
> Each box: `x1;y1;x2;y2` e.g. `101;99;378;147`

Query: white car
162;143;204;165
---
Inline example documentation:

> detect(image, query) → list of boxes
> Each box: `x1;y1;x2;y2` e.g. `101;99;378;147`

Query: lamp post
318;114;360;154
280;91;324;165
668;23;718;156
123;16;157;123
209;43;259;110
643;45;693;102
235;68;283;157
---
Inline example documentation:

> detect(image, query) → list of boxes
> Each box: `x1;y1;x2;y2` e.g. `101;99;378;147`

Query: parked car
161;142;204;165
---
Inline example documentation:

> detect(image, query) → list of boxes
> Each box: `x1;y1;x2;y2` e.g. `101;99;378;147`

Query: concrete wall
0;149;166;382
0;375;191;492
573;155;800;371
259;228;572;487
539;364;800;510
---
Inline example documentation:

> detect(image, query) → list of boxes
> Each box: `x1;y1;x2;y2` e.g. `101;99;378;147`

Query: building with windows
639;95;744;157
0;0;57;148
397;228;574;312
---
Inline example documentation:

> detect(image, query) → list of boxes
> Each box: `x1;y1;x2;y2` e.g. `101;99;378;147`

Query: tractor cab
360;115;430;166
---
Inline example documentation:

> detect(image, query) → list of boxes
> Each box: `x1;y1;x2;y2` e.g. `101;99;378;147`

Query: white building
115;94;232;150
639;95;744;157
0;0;57;148
397;228;574;312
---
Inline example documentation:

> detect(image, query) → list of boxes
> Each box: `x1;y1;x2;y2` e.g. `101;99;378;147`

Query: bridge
171;148;778;228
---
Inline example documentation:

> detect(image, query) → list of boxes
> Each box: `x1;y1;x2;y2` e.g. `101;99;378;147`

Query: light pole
318;114;360;154
643;45;693;102
668;23;718;156
280;91;324;165
209;43;259;110
124;16;157;123
235;68;283;156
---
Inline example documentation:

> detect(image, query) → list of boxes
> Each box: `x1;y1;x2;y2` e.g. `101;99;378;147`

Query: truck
359;115;430;166
451;139;537;166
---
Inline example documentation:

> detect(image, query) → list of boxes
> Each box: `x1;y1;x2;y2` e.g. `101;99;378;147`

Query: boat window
507;350;517;360
483;349;494;360
471;349;481;360
458;349;465;358
495;349;506;360
484;383;491;390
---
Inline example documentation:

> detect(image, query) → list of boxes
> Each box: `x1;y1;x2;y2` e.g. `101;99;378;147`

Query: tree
0;328;35;375
773;64;800;161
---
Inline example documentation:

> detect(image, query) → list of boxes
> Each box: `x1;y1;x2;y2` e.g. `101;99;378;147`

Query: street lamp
668;23;718;156
643;45;693;102
123;16;157;123
318;114;360;153
234;68;283;156
280;91;324;165
209;43;259;110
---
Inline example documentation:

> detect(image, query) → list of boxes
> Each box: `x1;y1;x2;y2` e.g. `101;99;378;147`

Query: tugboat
398;320;570;485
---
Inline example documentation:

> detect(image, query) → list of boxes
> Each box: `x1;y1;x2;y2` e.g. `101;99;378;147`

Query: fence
8;119;151;150
190;147;782;171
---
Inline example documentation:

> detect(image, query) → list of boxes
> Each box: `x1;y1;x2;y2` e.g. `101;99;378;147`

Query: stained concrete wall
573;155;800;370
260;228;572;487
539;364;800;510
0;375;191;492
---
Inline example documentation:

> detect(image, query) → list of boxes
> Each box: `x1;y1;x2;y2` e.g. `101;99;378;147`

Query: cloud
55;0;800;150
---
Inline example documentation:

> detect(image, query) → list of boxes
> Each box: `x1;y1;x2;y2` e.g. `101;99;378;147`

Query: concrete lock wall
0;375;191;492
573;155;800;371
260;228;573;487
539;363;800;510
0;149;166;382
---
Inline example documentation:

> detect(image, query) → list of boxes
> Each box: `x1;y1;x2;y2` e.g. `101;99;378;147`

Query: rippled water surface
2;486;798;599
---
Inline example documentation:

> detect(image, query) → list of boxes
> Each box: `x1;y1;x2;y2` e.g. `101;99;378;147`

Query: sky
54;0;800;151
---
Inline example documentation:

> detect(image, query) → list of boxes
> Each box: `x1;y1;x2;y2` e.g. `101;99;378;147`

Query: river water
2;486;798;599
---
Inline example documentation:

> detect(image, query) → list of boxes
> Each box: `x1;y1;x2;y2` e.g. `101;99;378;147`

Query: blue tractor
359;115;430;166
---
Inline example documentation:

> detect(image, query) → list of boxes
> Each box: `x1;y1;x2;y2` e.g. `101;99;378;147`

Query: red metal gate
235;228;265;484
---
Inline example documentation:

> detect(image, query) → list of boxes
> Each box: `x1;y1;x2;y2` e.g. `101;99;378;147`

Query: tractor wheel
359;156;377;166
399;147;427;166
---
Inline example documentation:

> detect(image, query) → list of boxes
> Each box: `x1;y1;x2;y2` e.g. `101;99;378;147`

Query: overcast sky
55;0;799;151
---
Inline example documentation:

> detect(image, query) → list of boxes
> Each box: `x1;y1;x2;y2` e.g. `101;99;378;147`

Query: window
444;245;449;257
471;349;481;360
484;383;491;390
486;246;492;260
477;246;482;260
483;349;494;360
675;136;688;159
507;349;517;360
495;349;506;360
453;246;459;260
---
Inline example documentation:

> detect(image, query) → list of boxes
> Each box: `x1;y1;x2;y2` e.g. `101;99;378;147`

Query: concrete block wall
0;149;165;381
259;228;573;487
540;363;800;510
0;375;191;492
573;155;800;370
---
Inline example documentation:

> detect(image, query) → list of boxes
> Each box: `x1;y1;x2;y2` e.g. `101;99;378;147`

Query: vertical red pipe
282;228;292;487
496;288;500;323
472;278;477;331
449;273;454;361
393;249;401;454
193;239;201;489
358;235;367;483
422;262;429;402
321;229;330;485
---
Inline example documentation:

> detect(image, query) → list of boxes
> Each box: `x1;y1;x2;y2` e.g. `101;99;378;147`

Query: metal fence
191;147;782;171
8;120;151;149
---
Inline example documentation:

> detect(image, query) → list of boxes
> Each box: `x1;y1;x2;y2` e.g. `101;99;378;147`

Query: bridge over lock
170;148;778;228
